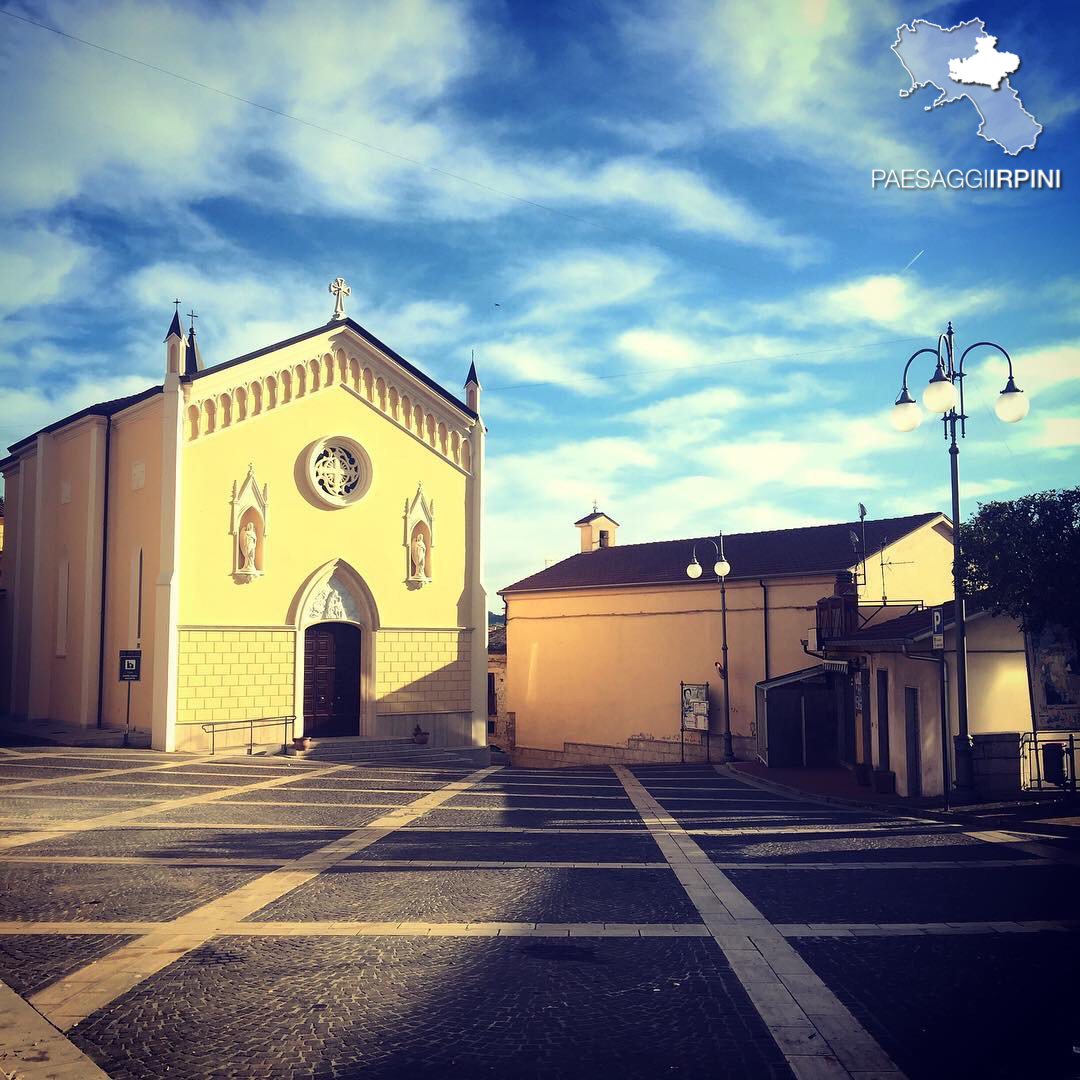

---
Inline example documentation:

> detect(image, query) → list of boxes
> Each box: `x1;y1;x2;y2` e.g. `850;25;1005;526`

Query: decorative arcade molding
184;343;474;473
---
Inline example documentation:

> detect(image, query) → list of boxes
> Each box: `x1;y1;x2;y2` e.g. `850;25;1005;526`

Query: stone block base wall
175;628;295;752
374;710;473;748
972;731;1023;797
376;629;471;715
511;731;756;769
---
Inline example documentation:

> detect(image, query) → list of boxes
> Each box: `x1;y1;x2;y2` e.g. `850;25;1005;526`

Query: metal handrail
199;715;296;756
1020;730;1079;794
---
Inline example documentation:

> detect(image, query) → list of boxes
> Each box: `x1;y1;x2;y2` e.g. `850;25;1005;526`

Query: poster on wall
681;682;709;732
1031;625;1080;731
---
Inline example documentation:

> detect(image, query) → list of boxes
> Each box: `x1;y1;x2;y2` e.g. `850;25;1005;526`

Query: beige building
816;601;1030;798
0;283;487;753
500;509;955;768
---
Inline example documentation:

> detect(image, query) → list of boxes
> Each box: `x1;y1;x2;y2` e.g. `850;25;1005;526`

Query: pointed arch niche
230;464;268;581
289;560;381;738
404;482;434;588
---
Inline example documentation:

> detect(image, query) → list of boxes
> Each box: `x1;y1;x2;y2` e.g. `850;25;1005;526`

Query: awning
756;661;848;694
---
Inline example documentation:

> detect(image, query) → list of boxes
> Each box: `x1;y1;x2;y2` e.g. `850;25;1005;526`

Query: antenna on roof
856;503;868;589
592;498;599;513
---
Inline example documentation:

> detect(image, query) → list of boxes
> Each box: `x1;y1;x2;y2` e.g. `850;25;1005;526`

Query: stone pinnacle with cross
329;277;351;321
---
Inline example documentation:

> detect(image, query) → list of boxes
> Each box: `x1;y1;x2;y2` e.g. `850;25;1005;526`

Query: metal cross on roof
329;277;351;321
187;310;198;331
172;298;181;313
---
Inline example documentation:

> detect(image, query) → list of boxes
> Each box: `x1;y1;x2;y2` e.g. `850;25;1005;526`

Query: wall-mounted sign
681;682;709;731
118;650;142;682
1031;624;1080;731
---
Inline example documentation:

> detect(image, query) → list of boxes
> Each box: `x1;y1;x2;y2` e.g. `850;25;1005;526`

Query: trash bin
1042;742;1067;786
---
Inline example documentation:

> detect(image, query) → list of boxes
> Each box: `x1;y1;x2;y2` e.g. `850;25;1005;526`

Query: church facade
0;283;487;752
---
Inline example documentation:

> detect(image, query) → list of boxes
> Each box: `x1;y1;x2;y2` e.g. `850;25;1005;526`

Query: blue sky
1;0;1077;593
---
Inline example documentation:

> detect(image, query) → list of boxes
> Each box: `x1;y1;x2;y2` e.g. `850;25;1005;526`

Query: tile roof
501;513;946;594
574;511;620;526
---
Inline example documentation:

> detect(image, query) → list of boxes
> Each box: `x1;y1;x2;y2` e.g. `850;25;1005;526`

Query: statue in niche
404;482;434;587
240;522;258;572
412;529;428;579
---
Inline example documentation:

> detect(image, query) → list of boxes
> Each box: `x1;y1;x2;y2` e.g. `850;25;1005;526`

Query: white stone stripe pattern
0;979;110;1078
0;762;359;851
0;754;216;792
612;766;905;1080
28;765;503;1031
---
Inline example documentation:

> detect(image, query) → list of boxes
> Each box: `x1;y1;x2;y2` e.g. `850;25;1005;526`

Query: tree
958;487;1080;639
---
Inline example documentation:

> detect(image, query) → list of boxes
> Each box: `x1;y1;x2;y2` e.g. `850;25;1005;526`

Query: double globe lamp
886;326;1030;796
686;538;734;762
890;364;1030;431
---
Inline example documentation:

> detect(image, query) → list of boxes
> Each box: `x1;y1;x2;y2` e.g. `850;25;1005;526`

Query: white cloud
1027;416;1080;451
753;274;1002;334
0;374;154;454
479;335;609;396
0;1;812;260
512;249;665;320
0;225;89;317
126;260;469;377
623;386;744;428
618;0;926;169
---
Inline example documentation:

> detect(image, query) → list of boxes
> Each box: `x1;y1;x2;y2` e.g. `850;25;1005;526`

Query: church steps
289;742;490;767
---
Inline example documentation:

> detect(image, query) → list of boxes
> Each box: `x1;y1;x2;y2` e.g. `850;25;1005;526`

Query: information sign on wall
681;682;709;732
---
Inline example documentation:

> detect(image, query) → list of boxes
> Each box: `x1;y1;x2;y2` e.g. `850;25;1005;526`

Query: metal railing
199;715;296;756
1020;731;1079;793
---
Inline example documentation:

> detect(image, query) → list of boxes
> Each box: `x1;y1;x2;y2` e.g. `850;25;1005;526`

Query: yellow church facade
1;284;487;753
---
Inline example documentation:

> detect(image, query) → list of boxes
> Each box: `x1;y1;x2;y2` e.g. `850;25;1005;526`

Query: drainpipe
94;415;113;729
759;578;770;680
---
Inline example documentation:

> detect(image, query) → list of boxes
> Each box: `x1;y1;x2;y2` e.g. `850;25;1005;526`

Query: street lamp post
890;322;1029;795
687;535;735;762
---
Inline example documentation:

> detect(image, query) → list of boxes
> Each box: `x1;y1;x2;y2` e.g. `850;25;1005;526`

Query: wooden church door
303;623;361;737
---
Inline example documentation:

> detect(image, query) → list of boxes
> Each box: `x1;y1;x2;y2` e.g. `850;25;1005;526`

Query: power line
0;8;660;244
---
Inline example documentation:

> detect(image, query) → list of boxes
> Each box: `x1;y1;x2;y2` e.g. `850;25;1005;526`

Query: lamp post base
721;731;736;762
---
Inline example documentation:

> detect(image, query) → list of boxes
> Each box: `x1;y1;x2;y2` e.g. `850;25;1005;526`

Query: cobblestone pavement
0;748;1074;1078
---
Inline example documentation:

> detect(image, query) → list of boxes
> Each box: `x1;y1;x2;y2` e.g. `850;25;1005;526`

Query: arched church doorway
303;623;361;737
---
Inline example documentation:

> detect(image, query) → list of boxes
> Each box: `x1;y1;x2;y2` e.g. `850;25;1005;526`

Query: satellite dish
858;503;867;520
849;530;860;550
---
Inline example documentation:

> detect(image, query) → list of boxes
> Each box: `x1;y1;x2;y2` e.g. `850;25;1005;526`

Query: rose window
302;436;373;508
313;445;361;498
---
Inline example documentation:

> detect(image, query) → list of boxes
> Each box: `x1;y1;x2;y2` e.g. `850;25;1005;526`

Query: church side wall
8;419;107;729
101;400;164;735
37;422;100;726
3;459;32;718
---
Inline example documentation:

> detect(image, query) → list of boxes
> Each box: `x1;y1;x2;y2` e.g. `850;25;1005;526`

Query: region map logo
872;17;1057;191
892;17;1040;155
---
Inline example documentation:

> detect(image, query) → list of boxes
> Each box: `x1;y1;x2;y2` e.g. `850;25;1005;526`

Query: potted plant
413;724;429;746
